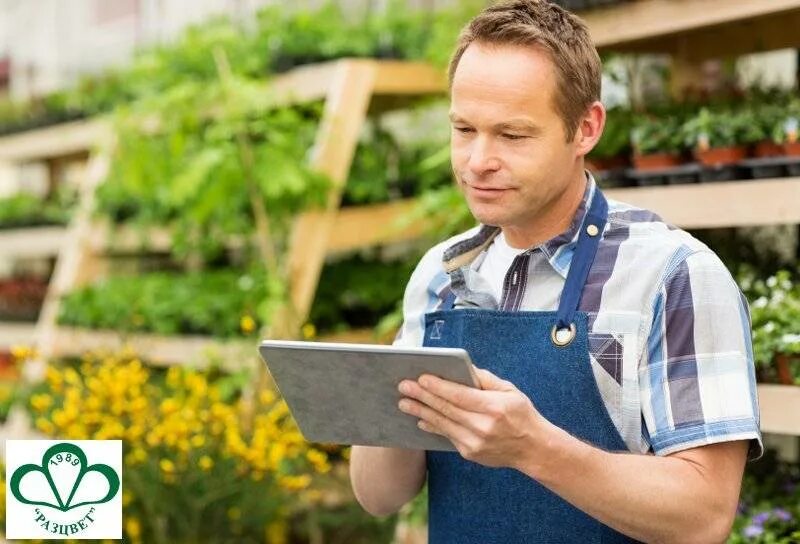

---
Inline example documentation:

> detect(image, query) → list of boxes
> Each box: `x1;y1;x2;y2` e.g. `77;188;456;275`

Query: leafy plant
589;106;633;160
631;113;686;155
57;268;274;338
739;268;800;382
680;107;762;150
0;189;75;229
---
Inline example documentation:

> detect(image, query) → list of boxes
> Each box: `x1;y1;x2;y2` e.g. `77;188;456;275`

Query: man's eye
454;127;474;133
502;133;525;140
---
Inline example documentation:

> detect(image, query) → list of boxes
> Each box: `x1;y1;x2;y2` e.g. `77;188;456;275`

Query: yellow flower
10;344;33;360
198;455;214;471
227;507;242;521
266;520;288;544
240;315;256;334
159;459;175;474
160;398;179;415
302;323;316;339
278;474;311;491
35;417;55;435
258;389;276;406
30;394;53;412
122;490;133;507
125;517;141;539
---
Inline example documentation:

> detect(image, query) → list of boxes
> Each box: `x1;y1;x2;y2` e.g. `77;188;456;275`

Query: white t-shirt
476;230;527;303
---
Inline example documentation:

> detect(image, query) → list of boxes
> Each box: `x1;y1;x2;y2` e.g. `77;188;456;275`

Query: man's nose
467;136;501;175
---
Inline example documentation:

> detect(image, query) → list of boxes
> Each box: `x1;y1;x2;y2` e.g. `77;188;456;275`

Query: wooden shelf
0;119;110;162
585;0;800;59
604;177;800;229
0;226;67;259
0;322;37;348
89;198;432;255
50;327;256;371
47;326;390;369
758;384;800;436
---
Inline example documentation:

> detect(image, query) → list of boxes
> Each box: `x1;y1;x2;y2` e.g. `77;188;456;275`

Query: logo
6;440;122;539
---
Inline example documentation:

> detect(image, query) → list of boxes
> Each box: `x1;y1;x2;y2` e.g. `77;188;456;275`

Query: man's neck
502;171;588;250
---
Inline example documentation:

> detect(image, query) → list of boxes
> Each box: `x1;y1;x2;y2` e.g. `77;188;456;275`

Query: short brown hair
448;0;601;141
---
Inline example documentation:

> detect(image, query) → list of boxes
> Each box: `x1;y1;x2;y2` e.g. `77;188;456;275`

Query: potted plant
743;270;800;385
630;113;687;171
586;106;633;172
681;107;754;167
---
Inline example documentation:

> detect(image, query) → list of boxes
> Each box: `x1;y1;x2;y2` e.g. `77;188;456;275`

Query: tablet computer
258;340;480;451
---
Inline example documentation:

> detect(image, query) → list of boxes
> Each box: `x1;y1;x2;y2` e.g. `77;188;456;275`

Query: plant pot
754;140;785;158
693;146;748;167
775;353;800;385
632;153;683;172
784;142;800;157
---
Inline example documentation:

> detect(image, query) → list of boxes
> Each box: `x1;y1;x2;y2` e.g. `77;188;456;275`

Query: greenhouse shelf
0;226;66;259
585;0;800;59
0;322;37;349
604;177;800;229
89;198;432;256
757;384;800;436
0;119;109;162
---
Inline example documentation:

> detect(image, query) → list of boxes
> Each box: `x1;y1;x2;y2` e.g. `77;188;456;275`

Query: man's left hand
397;368;546;470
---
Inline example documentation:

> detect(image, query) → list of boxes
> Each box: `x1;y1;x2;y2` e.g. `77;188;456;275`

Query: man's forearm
349;446;426;517
516;421;744;544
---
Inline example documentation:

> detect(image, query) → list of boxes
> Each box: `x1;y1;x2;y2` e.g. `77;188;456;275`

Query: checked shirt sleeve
639;250;763;459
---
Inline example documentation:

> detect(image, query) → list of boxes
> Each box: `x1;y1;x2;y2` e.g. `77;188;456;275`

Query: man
349;1;763;542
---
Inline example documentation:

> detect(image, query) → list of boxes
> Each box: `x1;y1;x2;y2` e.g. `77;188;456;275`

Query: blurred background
0;1;798;542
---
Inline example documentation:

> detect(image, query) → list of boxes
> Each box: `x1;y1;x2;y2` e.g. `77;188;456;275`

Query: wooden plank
372;61;447;95
585;0;800;50
50;327;257;372
278;61;377;338
91;198;431;255
0;226;66;259
36;149;113;360
0;119;110;162
758;384;800;436
0;322;38;348
604;178;800;229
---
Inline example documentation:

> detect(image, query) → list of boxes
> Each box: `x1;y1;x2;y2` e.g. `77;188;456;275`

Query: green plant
728;449;800;543
57;268;275;338
739;269;800;382
589;106;633;160
631;113;686;155
0;188;76;229
680;107;762;150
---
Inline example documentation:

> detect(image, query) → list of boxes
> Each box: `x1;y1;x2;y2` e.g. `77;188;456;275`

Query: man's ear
574;101;606;158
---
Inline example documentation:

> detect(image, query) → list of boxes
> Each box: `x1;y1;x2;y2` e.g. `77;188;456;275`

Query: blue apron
422;189;642;543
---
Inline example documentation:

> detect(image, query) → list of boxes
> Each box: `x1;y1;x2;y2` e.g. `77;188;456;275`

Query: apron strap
555;187;608;330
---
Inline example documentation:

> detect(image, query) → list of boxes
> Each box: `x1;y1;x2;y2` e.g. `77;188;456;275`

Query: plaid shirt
394;173;763;459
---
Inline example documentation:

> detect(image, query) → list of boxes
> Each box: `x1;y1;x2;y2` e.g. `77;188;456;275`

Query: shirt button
586;224;599;237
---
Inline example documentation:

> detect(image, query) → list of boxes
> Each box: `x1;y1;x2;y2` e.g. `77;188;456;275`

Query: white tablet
258;340;480;451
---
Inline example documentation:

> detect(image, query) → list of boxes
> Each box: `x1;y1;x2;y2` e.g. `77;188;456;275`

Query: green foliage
739;269;800;380
95;77;330;262
631;112;686;155
57;268;272;338
589;106;633;160
310;253;420;334
680;107;763;149
728;449;800;543
0;188;75;229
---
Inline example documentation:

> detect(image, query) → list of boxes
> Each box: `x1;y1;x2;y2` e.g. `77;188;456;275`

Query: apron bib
422;189;642;544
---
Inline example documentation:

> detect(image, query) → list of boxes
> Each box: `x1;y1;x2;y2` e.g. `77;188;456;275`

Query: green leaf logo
10;443;120;512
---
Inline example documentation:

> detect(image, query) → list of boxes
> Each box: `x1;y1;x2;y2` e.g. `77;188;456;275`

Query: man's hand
397;367;545;469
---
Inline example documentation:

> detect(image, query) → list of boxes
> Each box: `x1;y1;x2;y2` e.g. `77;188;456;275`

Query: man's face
449;42;582;231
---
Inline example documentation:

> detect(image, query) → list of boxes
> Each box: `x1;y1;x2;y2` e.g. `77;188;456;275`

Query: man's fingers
414;373;494;410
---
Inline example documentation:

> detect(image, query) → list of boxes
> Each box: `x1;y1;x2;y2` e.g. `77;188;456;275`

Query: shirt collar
442;171;598;280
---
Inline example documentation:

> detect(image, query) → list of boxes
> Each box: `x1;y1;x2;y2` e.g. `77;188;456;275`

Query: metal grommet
551;323;577;347
586;224;599;237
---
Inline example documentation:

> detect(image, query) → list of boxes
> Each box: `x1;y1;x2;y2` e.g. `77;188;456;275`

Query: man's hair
448;0;601;141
